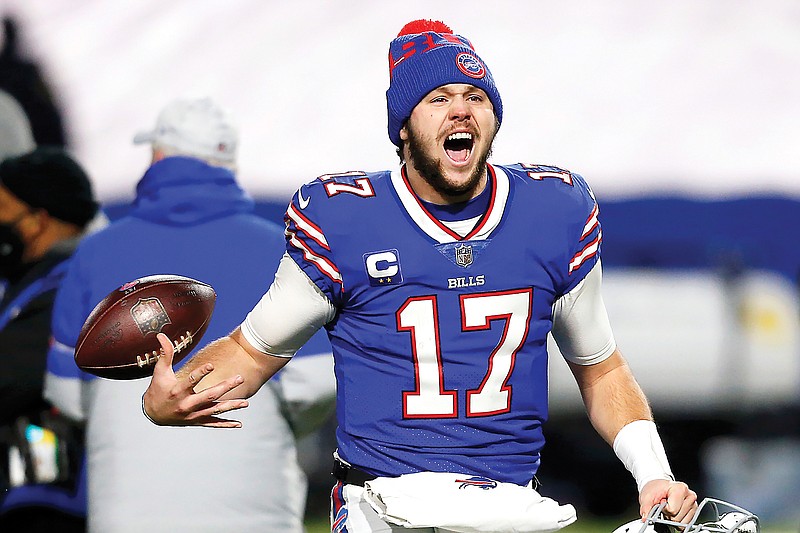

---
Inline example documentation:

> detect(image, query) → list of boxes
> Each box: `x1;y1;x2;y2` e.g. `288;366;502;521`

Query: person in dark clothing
0;88;35;160
0;16;68;147
0;146;99;532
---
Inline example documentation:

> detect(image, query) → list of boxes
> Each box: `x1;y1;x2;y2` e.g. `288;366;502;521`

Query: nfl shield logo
455;244;473;267
130;298;171;335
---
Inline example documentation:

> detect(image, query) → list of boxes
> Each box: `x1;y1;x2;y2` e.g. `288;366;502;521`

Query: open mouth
443;132;474;163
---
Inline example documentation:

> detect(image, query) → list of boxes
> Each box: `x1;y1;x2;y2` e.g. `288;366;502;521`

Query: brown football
75;275;216;380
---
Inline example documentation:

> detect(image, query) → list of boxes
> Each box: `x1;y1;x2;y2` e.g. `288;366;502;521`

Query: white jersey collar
390;164;510;244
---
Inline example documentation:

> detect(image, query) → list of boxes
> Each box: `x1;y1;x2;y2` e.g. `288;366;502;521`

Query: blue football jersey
285;163;601;486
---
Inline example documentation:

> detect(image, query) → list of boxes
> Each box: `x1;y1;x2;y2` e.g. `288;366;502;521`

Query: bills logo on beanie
386;20;503;147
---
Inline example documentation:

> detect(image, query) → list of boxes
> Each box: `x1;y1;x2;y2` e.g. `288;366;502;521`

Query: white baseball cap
133;97;238;162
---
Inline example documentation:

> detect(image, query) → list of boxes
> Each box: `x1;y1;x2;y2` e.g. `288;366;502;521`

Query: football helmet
612;498;759;533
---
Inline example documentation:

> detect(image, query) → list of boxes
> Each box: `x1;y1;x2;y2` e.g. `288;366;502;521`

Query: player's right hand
141;333;249;428
639;479;697;523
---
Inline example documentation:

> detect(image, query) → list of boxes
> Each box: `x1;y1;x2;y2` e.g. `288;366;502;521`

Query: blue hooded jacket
19;157;330;519
49;156;328;381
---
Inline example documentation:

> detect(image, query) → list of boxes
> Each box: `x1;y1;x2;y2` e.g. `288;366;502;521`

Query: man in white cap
44;96;335;533
132;96;238;169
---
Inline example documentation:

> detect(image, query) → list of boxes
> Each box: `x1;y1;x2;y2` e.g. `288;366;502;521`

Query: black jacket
0;239;77;425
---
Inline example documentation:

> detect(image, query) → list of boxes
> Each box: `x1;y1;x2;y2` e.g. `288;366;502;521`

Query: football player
142;19;698;532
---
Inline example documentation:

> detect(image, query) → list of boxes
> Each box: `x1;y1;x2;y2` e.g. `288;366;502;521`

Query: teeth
447;132;473;141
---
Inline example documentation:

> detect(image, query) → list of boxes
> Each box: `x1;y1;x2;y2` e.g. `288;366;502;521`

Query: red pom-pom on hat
397;19;453;37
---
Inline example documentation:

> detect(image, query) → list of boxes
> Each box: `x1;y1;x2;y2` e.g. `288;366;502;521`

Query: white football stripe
287;231;342;284
287;203;330;250
580;204;599;240
569;231;602;274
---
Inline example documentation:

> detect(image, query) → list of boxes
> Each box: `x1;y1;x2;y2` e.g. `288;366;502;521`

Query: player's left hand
639;479;698;523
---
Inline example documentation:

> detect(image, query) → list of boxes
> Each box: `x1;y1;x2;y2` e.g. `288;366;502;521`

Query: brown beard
406;123;494;200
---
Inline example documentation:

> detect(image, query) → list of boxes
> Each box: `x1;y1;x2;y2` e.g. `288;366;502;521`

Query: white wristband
613;419;674;492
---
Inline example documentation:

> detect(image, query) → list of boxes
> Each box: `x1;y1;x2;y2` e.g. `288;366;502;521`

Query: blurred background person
0;88;35;162
44;96;336;533
0;146;100;532
0;15;68;148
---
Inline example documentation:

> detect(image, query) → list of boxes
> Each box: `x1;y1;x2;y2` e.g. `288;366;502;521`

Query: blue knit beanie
386;20;503;147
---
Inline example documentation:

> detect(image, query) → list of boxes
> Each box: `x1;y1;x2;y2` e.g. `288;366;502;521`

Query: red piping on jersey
287;202;331;251
580;203;599;241
286;227;344;286
569;230;602;274
399;164;497;241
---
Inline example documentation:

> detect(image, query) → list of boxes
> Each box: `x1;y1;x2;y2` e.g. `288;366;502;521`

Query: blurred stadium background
2;0;798;529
